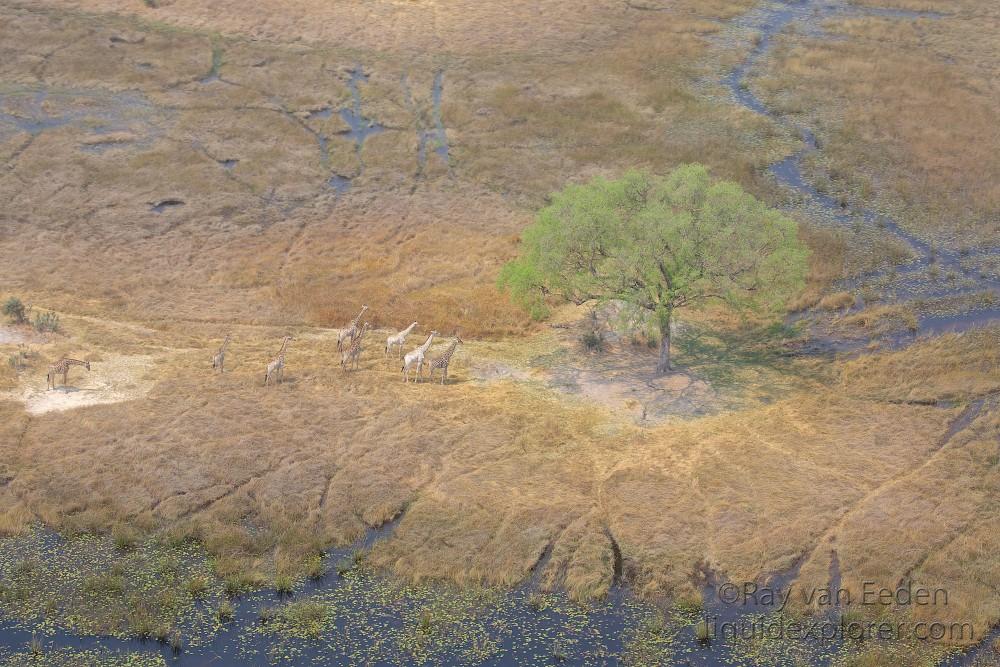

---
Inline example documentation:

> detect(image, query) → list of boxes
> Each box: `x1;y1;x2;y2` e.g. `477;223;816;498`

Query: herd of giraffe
43;305;464;391
233;305;463;386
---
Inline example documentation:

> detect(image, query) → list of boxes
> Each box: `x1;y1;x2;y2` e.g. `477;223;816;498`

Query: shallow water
5;520;988;666
0;87;163;152
0;525;712;665
720;0;999;340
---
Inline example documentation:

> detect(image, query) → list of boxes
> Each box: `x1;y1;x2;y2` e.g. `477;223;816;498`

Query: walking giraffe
427;335;463;385
264;336;292;386
401;331;438;383
385;322;418;359
47;358;90;390
337;305;369;352
212;333;231;373
341;322;371;371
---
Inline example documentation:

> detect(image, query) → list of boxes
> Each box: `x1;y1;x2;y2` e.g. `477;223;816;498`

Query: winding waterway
719;0;1000;344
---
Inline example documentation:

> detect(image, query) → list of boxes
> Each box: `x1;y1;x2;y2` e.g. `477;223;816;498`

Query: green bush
33;311;60;333
3;297;27;324
581;330;604;352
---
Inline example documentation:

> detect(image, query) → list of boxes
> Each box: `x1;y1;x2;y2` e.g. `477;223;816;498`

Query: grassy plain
0;0;998;660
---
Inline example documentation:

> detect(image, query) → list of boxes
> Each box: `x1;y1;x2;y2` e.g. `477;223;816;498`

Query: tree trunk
656;312;672;375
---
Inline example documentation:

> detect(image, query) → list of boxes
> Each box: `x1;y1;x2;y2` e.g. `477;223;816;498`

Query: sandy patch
0;326;43;345
469;361;536;383
4;353;156;415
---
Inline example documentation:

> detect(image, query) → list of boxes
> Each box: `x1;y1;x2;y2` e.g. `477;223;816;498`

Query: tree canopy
498;165;809;373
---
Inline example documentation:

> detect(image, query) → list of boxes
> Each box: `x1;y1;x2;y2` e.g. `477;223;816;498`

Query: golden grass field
1;0;999;659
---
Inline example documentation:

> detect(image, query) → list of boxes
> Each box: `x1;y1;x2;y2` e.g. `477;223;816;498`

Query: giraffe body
264;336;292;386
47;358;90;390
427;336;463;385
341;322;371;370
337;305;369;352
385;322;418;359
402;331;438;383
212;334;231;373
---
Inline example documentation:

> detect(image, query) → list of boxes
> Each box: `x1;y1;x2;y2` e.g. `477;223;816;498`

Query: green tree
499;165;809;374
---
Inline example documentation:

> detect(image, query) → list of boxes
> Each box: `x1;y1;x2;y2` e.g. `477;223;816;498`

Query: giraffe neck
419;333;436;353
276;338;289;359
64;358;88;367
402;322;418;336
442;341;458;361
220;336;231;353
350;307;368;329
350;326;369;352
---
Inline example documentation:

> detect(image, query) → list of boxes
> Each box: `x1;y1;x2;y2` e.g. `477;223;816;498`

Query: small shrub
3;297;27;324
258;604;275;624
418;609;433;634
641;613;666;635
33;311;59;333
818;291;855;311
552;639;569;661
29;633;43;656
223;573;257;598
186;576;209;598
169;630;184;654
217;600;235;622
129;607;155;639
304;555;325;580
694;617;713;643
12;559;37;577
112;525;140;551
281;600;327;638
82;573;126;597
581;330;604;352
274;573;294;595
527;592;547;612
44;598;58;617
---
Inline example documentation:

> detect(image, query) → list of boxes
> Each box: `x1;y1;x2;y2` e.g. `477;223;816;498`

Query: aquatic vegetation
216;600;234;623
0;528;221;645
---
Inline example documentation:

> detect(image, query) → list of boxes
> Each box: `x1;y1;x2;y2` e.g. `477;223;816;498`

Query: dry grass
841;328;1000;404
0;0;784;334
2;310;998;643
789;224;848;311
754;6;1000;245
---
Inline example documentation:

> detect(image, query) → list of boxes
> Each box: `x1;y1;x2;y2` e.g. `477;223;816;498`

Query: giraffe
337;305;369;352
427;335;463;385
385;322;418;359
47;358;90;390
341;322;371;371
212;333;231;373
401;331;438;383
264;336;292;386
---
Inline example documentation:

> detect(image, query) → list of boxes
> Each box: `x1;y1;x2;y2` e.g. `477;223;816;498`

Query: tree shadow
673;320;810;392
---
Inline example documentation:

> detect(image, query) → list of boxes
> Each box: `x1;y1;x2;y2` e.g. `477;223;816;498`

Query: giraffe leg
443;367;448;385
